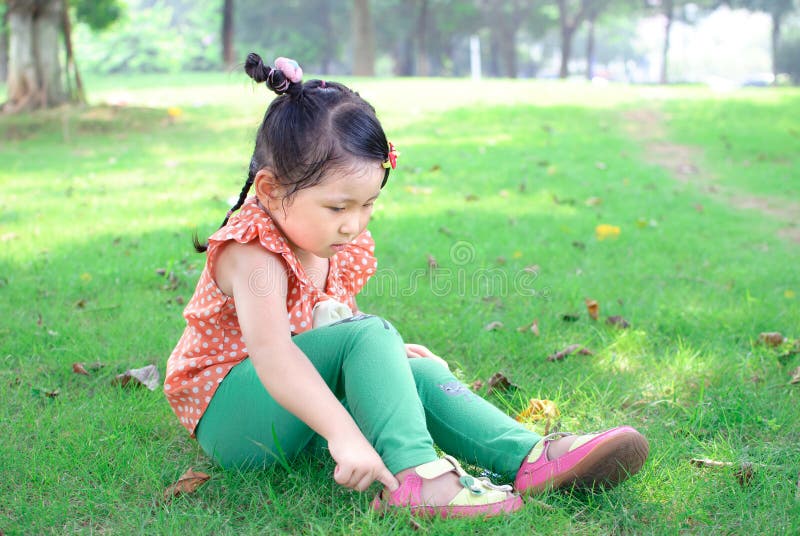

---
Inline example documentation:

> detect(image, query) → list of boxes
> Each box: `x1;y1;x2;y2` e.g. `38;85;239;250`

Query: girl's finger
376;467;400;491
333;464;352;487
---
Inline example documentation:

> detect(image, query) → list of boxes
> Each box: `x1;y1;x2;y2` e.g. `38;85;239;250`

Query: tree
222;0;234;69
556;0;588;78
479;0;535;77
732;0;797;79
352;0;375;75
2;0;120;113
1;5;8;81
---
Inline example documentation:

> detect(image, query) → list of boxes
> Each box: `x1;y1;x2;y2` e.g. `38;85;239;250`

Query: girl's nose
340;212;361;236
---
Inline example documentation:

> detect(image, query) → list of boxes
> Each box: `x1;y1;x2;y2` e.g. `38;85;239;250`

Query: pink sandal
372;455;522;518
515;426;649;494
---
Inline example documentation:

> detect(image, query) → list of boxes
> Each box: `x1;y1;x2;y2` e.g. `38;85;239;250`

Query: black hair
193;52;392;253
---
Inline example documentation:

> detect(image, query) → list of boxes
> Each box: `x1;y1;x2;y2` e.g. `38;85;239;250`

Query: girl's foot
372;455;521;518
515;426;649;495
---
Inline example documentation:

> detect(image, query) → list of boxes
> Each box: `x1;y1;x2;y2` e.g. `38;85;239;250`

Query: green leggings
196;314;540;478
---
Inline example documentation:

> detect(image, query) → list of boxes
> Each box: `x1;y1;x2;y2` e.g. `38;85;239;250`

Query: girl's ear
254;169;283;201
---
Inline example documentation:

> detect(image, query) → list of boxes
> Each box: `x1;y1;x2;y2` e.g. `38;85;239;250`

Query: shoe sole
524;429;649;494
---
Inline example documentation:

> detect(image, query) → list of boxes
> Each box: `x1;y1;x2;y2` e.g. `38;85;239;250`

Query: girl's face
257;162;384;263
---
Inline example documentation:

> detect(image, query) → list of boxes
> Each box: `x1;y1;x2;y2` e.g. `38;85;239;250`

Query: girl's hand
328;431;399;492
405;343;450;370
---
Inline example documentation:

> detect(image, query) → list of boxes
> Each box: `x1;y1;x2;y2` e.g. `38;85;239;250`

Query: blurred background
1;0;799;112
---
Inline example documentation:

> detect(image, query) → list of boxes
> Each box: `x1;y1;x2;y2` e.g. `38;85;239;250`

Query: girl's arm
215;241;398;492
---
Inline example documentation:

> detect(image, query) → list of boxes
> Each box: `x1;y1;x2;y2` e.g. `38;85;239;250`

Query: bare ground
623;108;800;244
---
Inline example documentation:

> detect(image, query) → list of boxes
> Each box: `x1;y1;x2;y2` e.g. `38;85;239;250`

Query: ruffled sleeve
205;197;297;278
334;230;378;298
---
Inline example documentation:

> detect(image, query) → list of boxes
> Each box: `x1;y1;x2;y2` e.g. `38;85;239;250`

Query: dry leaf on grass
759;332;786;347
516;319;540;336
789;366;800;385
72;363;89;375
484;321;504;331
471;379;484;391
585;298;599;320
487;372;517;394
516;399;560;434
547;344;593;362
163;468;210;501
426;254;438;270
606;315;630;329
112;364;160;391
31;387;60;399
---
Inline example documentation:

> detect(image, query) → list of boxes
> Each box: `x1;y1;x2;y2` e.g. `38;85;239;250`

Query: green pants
196;315;540;478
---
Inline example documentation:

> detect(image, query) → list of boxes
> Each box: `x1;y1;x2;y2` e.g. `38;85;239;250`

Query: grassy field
1;74;799;535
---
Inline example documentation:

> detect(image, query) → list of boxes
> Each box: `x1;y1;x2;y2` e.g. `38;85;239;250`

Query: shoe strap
415;455;512;495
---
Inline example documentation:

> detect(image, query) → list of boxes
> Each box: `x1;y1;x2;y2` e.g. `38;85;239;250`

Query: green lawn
1;74;799;535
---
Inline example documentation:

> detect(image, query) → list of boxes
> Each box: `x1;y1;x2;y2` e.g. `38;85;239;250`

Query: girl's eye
328;207;346;213
363;202;374;208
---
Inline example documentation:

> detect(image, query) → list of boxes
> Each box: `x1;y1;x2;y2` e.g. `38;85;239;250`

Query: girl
164;54;649;518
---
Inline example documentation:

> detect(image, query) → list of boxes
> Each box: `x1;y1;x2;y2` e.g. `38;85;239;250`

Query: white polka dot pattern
164;196;377;436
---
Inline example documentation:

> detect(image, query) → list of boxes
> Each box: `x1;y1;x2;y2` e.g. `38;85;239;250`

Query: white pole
470;35;481;81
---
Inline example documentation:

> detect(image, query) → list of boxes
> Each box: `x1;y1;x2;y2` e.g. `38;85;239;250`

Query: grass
1;73;800;534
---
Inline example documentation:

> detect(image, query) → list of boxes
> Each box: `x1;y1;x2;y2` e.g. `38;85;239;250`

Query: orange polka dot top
164;196;378;435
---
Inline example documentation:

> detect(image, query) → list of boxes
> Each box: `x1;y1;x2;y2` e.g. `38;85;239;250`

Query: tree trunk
771;12;780;81
660;0;673;84
61;0;84;103
557;0;586;79
222;0;234;69
5;0;68;112
499;18;517;78
352;0;374;76
1;9;8;82
585;11;596;80
415;0;429;76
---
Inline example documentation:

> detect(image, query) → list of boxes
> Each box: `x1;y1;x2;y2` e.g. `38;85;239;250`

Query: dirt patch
623;108;800;244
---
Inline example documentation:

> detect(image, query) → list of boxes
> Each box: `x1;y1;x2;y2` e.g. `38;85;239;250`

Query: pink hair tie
274;57;303;84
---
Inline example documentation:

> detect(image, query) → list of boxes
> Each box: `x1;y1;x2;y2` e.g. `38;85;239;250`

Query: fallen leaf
596;224;621;241
80;272;92;282
487;372;517;394
163;468;210;501
784;289;796;299
517;319;540;336
74;298;87;309
438;226;453;237
112;364;160;391
759;332;786;347
426;254;438;270
585;197;602;206
495;256;507;265
694;204;704;213
606;315;630;329
471;379;484;391
518;181;527;193
735;462;754;487
465;194;479;202
789;367;800;385
524;265;540;274
429;164;441;172
484;321;504;331
72;363;89;376
175;295;185;305
515;399;560;424
547;344;593;362
512;251;523;259
572;241;586;250
585;298;599;320
595;161;607;170
560;313;580;322
31;387;60;399
552;194;575;206
155;268;167;276
498;189;509;198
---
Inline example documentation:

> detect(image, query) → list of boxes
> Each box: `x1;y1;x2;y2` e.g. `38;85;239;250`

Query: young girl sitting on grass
163;53;649;518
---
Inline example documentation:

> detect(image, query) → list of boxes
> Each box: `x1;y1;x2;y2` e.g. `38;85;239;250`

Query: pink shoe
515;426;649;494
372;455;522;518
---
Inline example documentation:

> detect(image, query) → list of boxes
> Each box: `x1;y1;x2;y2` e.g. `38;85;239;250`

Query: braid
192;168;256;253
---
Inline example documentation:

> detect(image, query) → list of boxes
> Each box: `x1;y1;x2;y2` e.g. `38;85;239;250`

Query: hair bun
244;53;271;84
